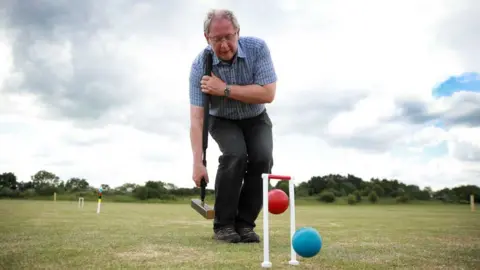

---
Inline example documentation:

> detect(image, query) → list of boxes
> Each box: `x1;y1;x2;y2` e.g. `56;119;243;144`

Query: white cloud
0;0;479;190
326;96;397;136
0;29;13;93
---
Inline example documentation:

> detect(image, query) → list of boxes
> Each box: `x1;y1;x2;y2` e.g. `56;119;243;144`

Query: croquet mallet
190;50;215;219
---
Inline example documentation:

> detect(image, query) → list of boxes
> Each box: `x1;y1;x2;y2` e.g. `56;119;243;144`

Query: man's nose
220;41;229;50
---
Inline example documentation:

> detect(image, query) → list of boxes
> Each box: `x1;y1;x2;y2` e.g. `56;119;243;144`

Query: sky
0;0;479;190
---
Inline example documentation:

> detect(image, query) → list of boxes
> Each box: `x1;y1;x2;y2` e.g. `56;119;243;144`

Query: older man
189;9;277;243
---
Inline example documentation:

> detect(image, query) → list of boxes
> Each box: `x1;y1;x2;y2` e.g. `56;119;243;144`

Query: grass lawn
0;200;479;269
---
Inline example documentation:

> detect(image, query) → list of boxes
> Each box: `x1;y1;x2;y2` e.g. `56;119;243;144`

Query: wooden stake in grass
470;194;475;212
53;192;56;202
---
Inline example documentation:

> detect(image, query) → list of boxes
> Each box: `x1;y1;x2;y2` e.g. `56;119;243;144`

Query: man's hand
201;73;226;96
192;163;209;187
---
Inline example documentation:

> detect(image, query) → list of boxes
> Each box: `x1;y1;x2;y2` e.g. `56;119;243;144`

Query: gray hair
203;9;240;34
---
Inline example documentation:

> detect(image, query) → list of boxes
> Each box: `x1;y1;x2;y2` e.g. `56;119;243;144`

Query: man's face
205;18;238;61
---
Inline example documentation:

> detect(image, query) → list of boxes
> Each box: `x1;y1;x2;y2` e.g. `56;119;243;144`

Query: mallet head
191;198;215;219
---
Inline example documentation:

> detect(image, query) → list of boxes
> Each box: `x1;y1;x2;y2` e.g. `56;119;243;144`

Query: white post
96;200;101;214
289;177;299;265
261;173;271;268
471;194;475;212
78;197;84;208
97;187;103;214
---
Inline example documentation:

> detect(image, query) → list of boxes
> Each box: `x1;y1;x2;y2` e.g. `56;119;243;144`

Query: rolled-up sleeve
189;54;204;107
253;40;277;86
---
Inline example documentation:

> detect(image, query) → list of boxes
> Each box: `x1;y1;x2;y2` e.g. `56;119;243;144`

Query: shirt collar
210;43;246;65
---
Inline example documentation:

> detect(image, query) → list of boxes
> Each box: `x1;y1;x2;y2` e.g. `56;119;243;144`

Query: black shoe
237;227;260;243
213;226;241;243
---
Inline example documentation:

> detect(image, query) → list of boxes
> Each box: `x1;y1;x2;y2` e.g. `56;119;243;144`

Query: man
189;9;277;243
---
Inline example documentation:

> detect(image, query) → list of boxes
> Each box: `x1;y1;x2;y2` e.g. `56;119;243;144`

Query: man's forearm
190;115;204;165
228;84;275;104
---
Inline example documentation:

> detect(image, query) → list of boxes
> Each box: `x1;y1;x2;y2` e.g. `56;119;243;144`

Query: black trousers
208;110;273;231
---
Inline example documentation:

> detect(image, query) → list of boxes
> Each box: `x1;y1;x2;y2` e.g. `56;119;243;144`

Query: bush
0;187;14;198
111;195;138;203
317;191;336;203
324;189;342;197
133;186;148;200
347;194;357;205
361;188;370;196
336;188;347;197
158;193;176;201
396;195;409;203
20;188;36;198
295;187;309;197
368;190;379;203
35;186;58;196
275;181;289;195
353;190;362;202
459;200;470;204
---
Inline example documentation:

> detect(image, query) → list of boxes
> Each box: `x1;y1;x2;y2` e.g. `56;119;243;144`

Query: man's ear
204;33;210;44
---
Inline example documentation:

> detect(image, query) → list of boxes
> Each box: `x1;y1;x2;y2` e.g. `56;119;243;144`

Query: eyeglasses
208;32;237;43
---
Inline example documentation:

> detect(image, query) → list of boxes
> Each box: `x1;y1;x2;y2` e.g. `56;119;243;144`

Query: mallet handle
200;50;213;202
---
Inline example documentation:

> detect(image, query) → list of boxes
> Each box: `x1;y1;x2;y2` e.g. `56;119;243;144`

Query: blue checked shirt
189;36;277;120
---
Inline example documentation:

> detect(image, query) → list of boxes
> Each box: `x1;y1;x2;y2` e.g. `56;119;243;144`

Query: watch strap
224;85;231;97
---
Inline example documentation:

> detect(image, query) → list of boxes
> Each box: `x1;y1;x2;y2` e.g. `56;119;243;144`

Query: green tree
368;190;379;203
353;190;362;202
275;180;289;196
65;178;90;192
341;182;356;195
347;194;357;205
307;176;327;195
451;185;480;203
17;181;34;192
31;170;61;196
0;172;17;190
165;183;177;190
424;186;433;197
0;187;18;198
31;170;60;189
372;184;385;197
114;183;140;194
318;191;336;203
133;186;148;200
326;178;337;190
268;181;274;191
396;195;409;203
346;174;363;190
295;182;310;197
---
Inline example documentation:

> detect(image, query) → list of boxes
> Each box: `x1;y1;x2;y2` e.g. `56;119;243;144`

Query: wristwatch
224;85;231;97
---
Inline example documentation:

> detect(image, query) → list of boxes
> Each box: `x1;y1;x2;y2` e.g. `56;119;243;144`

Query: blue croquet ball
292;227;322;258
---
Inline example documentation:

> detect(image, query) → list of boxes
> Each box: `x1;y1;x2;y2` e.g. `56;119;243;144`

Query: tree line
0;170;479;204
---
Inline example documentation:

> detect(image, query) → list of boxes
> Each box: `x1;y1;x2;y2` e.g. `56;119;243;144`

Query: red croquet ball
268;189;289;214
